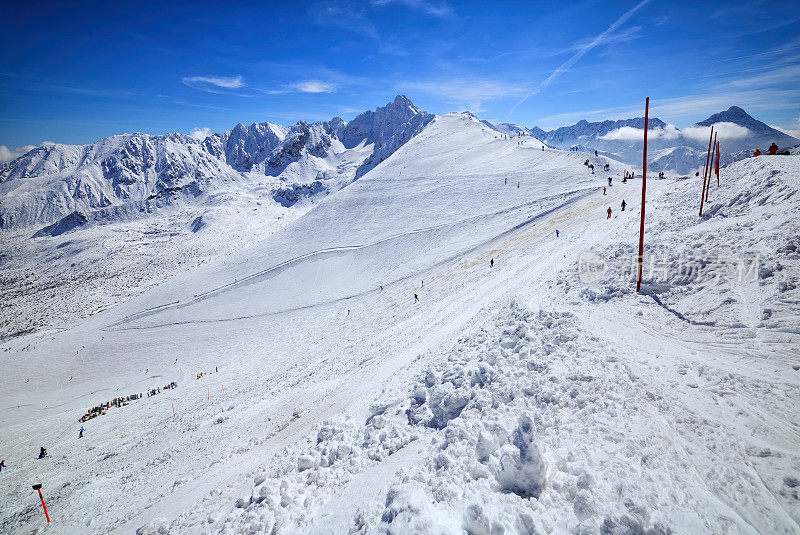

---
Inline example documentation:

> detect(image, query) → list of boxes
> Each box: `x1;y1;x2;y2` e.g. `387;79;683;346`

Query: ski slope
1;114;798;534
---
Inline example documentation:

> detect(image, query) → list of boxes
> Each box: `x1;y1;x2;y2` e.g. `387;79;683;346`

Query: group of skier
78;381;178;423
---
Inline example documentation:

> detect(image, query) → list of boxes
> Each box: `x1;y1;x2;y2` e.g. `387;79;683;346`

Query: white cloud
682;122;751;141
294;81;336;93
189;127;213;141
600;124;681;141
182;75;244;93
0;144;37;164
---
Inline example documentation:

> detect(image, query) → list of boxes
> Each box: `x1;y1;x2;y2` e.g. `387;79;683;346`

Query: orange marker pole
207;388;209;400
172;403;175;416
636;97;649;293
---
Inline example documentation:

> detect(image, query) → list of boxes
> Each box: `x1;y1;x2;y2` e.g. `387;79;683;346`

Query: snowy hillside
1;109;798;534
0;96;433;341
533;106;799;174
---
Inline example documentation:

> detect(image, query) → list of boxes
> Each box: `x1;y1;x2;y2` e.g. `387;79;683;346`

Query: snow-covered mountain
2;106;798;534
531;106;799;174
0;95;433;234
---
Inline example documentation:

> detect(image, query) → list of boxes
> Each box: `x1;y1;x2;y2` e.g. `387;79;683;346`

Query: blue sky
1;0;799;154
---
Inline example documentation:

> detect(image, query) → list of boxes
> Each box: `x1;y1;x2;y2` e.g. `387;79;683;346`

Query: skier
38;447;47;459
421;280;424;287
517;182;520;188
555;229;559;237
79;427;85;438
347;309;350;316
608;177;612;186
753;148;761;156
589;164;594;173
0;460;5;472
414;294;419;303
595;149;598;156
603;187;606;195
621;200;626;211
542;145;544;151
379;286;383;292
768;143;779;155
607;207;612;219
505;177;507;185
490;258;494;268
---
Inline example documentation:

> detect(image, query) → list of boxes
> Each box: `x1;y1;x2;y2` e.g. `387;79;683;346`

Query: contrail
512;0;651;113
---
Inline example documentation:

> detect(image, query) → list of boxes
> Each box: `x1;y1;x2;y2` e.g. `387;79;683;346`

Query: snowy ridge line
102;188;594;332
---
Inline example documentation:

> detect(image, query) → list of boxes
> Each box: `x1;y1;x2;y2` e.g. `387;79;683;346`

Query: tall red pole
699;125;714;216
715;140;720;186
636;97;649;293
706;132;717;201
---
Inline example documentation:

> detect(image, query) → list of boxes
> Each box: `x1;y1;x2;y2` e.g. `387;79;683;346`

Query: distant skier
490;258;494;268
79;427;84;438
379;286;383;292
38;447;47;459
753;148;761;156
414;294;419;303
542;145;544;151
0;459;5;472
421;280;424;287
555;229;559;237
603;187;606;195
621;200;626;211
517;182;520;188
608;177;612;186
595;149;598;156
347;309;350;316
768;143;779;155
505;177;507;185
607;207;612;219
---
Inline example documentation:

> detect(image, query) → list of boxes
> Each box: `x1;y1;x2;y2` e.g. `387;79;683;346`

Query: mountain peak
393;94;413;107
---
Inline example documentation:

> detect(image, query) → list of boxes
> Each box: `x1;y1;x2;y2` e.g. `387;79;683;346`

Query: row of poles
635;97;720;292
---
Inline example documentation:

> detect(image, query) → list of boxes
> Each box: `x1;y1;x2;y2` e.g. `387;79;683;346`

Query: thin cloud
402;79;529;111
0;144;37;163
371;0;454;18
773;115;800;138
310;2;378;40
182;75;245;93
513;0;651;112
295;81;336;93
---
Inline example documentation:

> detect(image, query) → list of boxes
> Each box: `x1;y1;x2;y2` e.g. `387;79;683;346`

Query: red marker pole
32;484;50;522
699;125;714;216
172;403;175;416
636;97;649;293
706;132;717;201
715;140;720;187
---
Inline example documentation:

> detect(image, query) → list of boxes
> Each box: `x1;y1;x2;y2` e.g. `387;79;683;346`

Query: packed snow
1;109;799;535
